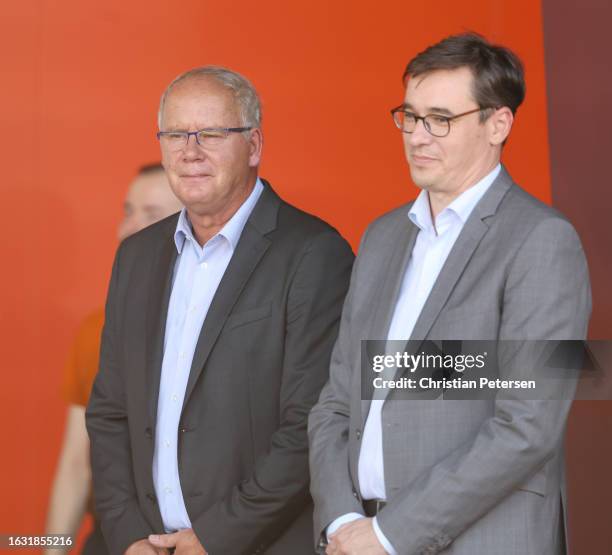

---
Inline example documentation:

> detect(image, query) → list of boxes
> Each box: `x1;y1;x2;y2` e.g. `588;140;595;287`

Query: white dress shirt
327;165;501;554
153;179;263;532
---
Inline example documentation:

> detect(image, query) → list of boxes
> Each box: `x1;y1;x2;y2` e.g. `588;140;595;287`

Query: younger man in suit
309;33;590;555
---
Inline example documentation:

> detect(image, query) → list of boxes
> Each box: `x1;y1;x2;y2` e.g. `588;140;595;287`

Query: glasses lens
160;132;187;151
393;110;418;133
197;129;228;147
392;110;403;130
424;115;450;137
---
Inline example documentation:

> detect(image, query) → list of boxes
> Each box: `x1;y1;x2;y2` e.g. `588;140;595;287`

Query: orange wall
0;0;551;541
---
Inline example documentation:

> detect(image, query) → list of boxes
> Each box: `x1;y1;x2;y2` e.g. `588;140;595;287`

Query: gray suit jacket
86;181;354;555
308;167;591;554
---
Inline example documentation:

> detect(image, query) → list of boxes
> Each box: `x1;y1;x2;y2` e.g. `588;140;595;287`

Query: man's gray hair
158;66;262;129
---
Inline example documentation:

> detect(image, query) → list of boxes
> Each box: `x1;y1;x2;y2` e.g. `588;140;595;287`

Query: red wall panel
0;0;553;545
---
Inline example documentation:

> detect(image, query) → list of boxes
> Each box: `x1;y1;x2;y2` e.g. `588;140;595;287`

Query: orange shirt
62;308;105;407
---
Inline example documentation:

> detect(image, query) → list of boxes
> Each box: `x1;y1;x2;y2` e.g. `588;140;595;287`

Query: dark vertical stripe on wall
542;0;611;338
542;1;612;553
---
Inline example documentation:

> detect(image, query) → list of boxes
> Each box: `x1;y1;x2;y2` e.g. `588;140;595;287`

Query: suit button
356;429;361;439
145;427;153;438
352;489;358;498
146;493;157;504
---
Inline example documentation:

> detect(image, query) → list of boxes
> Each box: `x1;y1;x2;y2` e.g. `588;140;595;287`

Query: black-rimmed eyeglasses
390;106;494;137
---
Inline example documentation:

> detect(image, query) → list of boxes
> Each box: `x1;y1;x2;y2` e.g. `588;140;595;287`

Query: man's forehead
162;79;238;126
404;67;475;109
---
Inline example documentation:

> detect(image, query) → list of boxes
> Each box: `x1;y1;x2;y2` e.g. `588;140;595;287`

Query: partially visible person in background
44;164;182;555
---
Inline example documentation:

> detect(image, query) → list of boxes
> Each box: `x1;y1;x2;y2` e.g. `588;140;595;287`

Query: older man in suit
86;66;353;555
308;33;591;554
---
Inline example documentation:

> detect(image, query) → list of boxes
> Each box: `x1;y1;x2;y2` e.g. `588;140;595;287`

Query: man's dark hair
404;32;525;121
137;162;165;176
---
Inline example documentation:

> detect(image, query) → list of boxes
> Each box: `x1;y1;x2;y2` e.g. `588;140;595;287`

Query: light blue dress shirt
327;165;501;554
152;178;264;532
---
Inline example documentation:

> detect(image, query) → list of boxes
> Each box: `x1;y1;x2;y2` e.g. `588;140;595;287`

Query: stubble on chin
408;167;433;191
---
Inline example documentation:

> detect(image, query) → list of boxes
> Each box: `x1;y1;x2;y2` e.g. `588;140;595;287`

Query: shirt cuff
326;512;365;540
372;516;398;555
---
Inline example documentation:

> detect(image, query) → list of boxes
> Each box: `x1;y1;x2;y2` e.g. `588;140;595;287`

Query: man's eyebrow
402;103;454;116
427;106;454;116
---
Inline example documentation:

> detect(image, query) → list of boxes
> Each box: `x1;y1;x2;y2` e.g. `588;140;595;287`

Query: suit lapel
407;218;489;341
409;167;513;341
181;183;278;412
145;222;179;427
361;216;418;427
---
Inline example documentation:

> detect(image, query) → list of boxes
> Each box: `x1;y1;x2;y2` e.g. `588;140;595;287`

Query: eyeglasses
390;106;493;137
157;127;253;151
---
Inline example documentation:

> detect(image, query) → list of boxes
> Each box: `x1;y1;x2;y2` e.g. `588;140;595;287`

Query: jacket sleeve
191;230;354;555
86;243;154;555
308;229;372;549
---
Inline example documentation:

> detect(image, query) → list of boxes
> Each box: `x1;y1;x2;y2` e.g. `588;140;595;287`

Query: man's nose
182;133;205;160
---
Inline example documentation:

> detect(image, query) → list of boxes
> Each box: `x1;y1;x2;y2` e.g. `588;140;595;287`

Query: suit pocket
225;302;272;330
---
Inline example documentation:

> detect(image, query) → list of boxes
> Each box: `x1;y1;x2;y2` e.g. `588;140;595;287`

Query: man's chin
175;186;215;210
409;169;435;191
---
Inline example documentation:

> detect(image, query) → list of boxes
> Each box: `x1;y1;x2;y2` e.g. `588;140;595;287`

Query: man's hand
148;529;207;555
124;538;169;555
327;518;387;555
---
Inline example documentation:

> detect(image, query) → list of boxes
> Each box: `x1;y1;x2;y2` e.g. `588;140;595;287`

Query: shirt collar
173;177;264;253
408;164;501;232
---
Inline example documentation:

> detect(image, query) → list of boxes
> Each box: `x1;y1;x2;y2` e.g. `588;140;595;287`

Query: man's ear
248;128;263;168
488;107;514;146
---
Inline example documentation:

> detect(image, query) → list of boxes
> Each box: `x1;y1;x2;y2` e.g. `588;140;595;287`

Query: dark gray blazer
309;167;591;554
86;181;354;555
